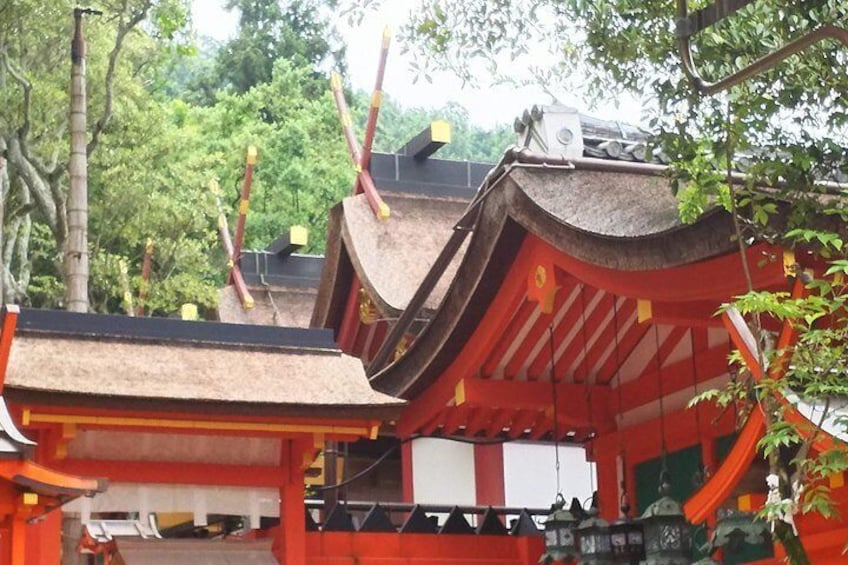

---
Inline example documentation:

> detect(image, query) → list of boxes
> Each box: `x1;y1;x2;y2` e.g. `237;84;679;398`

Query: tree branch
87;3;152;156
0;48;32;142
6;137;58;236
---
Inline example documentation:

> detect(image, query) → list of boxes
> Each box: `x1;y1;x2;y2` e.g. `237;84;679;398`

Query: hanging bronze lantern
576;493;613;564
540;495;583;564
609;494;644;565
640;475;692;565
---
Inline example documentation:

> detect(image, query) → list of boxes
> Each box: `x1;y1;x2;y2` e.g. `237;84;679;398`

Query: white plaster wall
503;443;596;509
64;483;279;524
411;438;476;505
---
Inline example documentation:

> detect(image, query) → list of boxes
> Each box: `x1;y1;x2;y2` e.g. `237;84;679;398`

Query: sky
190;1;644;129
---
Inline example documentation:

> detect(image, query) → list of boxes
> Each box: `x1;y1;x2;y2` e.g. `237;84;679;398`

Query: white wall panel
503;443;595;509
411;438;476;505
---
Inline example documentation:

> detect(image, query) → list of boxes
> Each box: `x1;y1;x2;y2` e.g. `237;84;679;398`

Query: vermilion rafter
595;315;651;385
419;410;448;437
480;299;536;378
519;283;584;380
588;299;638;383
527;287;605;381
556;291;614;384
484;409;514;438
572;296;627;385
506;410;540;439
493;302;544;380
464;407;493;437
442;406;472;436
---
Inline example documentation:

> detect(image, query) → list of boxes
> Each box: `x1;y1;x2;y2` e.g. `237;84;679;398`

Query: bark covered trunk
65;10;90;312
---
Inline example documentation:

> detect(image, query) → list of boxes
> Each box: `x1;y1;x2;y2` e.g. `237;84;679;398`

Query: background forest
0;0;511;315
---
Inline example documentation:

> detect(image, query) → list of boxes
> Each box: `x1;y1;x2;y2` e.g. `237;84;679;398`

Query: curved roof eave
369;163;739;399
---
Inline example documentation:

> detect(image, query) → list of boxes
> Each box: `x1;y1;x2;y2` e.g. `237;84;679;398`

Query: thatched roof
312;192;470;329
367;158;739;398
217;284;316;328
6;335;402;418
341;193;469;314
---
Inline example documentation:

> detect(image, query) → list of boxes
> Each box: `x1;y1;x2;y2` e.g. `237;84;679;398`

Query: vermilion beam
646;299;724;327
456;378;612;429
230;146;257;272
0;305;19;393
56;459;293;488
530;237;785;302
683;410;765;523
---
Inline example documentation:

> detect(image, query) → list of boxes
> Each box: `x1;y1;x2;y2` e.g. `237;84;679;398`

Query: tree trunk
0;149;7;305
65;10;90;312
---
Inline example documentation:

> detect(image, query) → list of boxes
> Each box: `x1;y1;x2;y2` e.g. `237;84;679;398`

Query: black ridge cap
16;308;339;353
368;153;493;198
239;252;324;289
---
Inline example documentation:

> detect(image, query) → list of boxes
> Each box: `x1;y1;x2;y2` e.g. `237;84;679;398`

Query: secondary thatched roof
342;193;470;313
217;284;316;328
115;539;275;565
6;335;402;418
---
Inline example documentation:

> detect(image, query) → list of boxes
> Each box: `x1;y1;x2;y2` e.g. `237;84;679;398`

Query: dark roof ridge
16;308;339;353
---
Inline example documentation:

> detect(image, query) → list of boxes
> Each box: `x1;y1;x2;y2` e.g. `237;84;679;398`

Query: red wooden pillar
474;443;505;506
401;440;414;503
25;510;61;565
595;450;619;521
9;515;26;565
275;439;306;565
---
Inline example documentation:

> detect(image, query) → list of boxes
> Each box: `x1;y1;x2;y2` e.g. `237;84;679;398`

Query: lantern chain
653;324;668;461
612;297;629;516
690;329;705;478
548;323;562;497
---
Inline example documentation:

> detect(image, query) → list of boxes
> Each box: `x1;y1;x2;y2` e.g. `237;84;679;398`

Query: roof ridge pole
359;27;391;174
210;179;254;310
230;146;258;276
328;29;392;221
